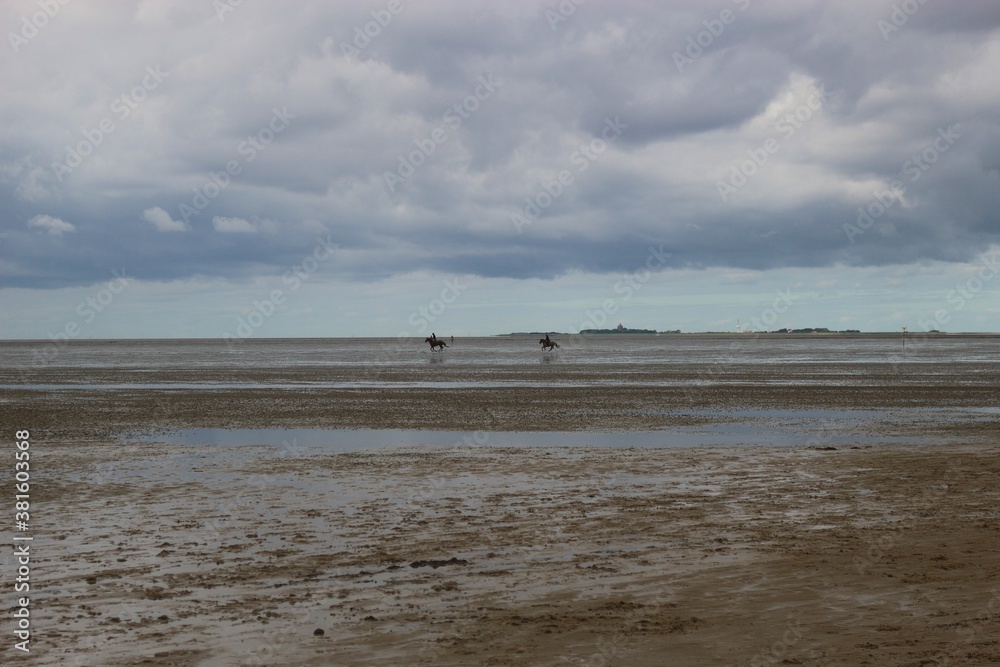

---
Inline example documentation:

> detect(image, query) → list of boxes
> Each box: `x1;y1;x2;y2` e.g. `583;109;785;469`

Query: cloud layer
2;0;1000;333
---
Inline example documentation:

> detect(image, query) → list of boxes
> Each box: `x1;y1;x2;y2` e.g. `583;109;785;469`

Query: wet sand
3;340;1000;665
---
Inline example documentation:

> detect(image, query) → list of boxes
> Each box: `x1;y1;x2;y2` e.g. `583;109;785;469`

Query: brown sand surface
2;339;1000;665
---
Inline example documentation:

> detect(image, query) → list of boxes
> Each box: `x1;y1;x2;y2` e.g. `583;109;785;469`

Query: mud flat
5;438;1000;666
2;343;1000;665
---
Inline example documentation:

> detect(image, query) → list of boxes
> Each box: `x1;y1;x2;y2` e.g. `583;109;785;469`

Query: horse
425;337;448;351
539;338;559;351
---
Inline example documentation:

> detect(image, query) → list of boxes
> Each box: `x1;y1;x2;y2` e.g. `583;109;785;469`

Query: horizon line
2;330;997;343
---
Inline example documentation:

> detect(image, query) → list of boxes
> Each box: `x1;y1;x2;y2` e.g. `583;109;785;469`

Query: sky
2;0;1000;339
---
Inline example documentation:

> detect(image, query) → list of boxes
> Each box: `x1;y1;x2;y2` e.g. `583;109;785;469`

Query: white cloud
27;214;75;236
143;207;188;232
213;216;257;233
1;162;51;202
4;2;1000;335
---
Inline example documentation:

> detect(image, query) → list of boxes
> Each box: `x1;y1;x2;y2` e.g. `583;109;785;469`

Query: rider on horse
425;333;447;350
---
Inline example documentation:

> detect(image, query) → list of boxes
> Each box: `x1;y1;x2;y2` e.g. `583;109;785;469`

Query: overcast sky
2;0;1000;339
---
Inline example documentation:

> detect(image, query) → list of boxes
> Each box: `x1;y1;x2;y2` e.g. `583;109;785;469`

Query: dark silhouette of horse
425;337;448;351
539;338;559;351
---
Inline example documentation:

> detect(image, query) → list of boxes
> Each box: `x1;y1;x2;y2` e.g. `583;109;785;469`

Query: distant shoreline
500;330;975;337
3;331;999;343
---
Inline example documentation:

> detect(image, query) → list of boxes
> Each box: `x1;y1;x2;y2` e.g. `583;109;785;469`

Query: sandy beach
3;336;1000;665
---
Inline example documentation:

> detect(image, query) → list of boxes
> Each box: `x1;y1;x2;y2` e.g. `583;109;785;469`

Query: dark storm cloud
2;0;1000;291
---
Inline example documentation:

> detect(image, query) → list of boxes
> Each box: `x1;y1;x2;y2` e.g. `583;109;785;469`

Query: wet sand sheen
10;441;1000;666
2;336;999;665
